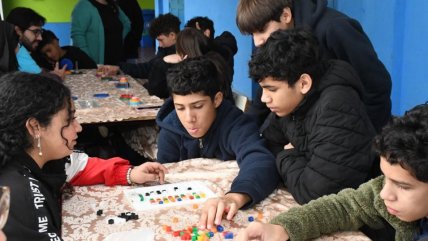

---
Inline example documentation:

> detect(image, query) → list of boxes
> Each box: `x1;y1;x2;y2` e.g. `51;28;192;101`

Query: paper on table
103;228;154;241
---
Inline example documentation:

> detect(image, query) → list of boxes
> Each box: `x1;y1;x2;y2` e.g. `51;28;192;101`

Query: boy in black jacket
237;0;391;133
250;29;376;204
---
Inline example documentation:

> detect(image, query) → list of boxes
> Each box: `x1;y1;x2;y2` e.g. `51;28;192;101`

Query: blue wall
155;0;428;115
333;0;428;115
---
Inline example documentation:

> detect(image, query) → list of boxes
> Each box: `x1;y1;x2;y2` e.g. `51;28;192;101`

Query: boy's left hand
236;222;289;241
198;193;251;230
130;162;168;184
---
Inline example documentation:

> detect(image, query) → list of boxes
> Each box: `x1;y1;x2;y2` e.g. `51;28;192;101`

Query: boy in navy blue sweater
156;56;279;230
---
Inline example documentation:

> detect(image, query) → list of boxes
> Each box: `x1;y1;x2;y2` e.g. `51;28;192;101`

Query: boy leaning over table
155;56;280;230
236;103;428;241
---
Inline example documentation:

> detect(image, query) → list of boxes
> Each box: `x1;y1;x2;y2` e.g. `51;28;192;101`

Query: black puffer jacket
262;60;376;204
248;0;391;133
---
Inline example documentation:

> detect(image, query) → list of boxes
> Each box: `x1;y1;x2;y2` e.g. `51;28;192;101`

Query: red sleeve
69;157;131;186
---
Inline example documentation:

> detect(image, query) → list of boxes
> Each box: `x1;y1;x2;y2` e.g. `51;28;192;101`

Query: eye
193;104;203;109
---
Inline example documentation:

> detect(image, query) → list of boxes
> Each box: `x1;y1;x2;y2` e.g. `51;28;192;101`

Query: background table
62;159;370;241
65;70;164;124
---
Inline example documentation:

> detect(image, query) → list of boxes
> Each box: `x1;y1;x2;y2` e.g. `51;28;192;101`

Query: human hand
199;193;250;230
284;143;294;150
51;62;67;80
99;65;120;76
130;162;168;185
236;222;289;241
163;54;185;64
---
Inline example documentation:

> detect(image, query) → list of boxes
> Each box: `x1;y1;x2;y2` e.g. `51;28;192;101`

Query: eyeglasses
0;186;10;230
26;28;44;37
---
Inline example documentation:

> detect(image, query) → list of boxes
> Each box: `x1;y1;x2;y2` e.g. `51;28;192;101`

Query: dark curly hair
185;16;215;40
249;28;323;87
373;103;428;182
166;56;220;100
236;0;293;34
0;72;72;167
148;13;181;39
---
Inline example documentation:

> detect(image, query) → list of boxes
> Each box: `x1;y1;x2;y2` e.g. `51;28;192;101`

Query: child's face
259;77;306;117
157;32;176;48
380;157;428;222
41;41;61;63
253;20;285;47
38;101;82;160
252;8;293;47
172;92;222;138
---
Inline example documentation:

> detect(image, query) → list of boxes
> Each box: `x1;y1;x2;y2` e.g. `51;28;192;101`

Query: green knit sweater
71;0;130;64
271;176;419;241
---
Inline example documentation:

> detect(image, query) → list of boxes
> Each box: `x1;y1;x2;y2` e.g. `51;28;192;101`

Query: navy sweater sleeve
156;127;181;163
224;116;280;208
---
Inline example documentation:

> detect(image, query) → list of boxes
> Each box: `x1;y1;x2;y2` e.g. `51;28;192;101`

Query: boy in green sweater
236;103;428;241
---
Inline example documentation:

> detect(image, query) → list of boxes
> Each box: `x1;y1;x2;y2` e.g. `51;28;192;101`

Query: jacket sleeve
225;116;280;208
73;48;98;69
71;2;91;56
270;177;388;241
277;97;375;204
119;57;158;79
66;152;131;186
145;59;170;98
156;128;182;163
322;18;392;131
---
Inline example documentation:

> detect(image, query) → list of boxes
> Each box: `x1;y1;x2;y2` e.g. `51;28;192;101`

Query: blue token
93;93;109;98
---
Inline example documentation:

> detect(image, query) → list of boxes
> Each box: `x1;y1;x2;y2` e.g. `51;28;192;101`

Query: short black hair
36;29;59;51
6;7;46;30
373;103;428;182
148;13;181;38
167;56;220;100
185;16;215;40
249;28;323;87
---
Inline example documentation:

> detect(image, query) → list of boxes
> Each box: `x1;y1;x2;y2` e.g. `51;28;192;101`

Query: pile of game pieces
162;224;233;240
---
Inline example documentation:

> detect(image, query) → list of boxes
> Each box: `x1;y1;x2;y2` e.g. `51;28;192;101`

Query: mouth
386;205;399;215
187;128;199;135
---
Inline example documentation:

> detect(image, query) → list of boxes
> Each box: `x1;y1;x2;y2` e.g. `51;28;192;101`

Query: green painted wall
3;0;154;23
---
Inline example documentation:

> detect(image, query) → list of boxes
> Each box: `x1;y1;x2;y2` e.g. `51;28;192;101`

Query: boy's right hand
236;222;289;241
99;65;120;76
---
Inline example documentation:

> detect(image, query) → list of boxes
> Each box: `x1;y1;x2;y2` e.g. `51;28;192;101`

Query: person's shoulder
217;101;258;130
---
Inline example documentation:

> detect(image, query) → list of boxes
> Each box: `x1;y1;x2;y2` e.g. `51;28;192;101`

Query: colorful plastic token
93;93;109;98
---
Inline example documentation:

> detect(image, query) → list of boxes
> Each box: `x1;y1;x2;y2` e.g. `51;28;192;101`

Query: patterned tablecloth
65;70;164;124
62;159;371;241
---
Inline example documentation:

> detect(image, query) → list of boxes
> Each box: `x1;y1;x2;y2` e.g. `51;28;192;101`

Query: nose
379;181;396;202
260;89;271;104
74;120;83;133
36;34;42;41
184;109;196;123
253;33;266;47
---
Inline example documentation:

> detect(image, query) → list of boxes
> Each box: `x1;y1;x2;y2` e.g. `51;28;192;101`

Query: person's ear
203;29;211;38
25;118;41;138
169;32;177;40
298;74;312;95
14;26;23;37
213;92;223;108
280;7;293;27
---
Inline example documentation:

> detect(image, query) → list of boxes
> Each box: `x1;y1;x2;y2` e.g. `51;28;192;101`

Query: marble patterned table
62;159;371;241
65;70;164;124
